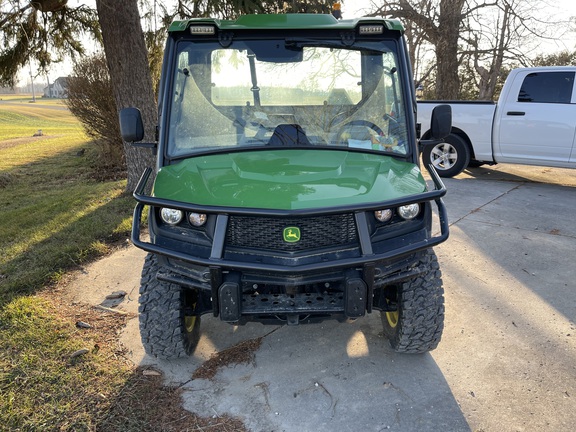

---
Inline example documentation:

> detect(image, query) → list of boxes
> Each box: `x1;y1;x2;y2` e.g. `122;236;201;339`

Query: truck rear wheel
139;253;201;359
422;133;470;178
381;249;444;353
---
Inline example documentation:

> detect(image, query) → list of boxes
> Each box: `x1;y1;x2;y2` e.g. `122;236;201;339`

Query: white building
43;77;69;98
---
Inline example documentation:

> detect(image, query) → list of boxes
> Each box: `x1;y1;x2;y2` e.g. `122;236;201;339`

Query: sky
21;0;576;88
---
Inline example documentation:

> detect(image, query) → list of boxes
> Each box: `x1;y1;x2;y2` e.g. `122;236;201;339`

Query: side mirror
429;104;452;140
419;104;452;152
119;107;145;142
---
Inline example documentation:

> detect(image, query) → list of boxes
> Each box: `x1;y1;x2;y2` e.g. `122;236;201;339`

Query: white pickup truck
418;66;576;177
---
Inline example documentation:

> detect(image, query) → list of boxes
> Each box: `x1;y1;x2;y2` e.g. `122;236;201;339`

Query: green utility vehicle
119;13;451;360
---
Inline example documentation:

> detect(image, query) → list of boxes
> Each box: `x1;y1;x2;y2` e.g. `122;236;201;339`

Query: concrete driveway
66;163;576;431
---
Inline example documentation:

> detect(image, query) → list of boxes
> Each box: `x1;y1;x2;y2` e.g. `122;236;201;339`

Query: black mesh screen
226;214;358;252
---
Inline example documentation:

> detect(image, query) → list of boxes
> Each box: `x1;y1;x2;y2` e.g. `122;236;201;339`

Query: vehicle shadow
441;172;576;321
460;164;576;187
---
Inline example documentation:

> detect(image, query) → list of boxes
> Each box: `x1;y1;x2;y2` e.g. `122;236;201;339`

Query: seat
268;124;311;146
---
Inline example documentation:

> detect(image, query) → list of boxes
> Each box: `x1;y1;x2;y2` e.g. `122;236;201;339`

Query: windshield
167;39;409;158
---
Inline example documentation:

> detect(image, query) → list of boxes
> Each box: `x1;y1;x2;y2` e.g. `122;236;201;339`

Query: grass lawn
0;103;131;297
0;102;244;431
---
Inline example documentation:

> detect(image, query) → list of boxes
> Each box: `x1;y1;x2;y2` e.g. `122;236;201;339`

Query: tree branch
0;3;32;28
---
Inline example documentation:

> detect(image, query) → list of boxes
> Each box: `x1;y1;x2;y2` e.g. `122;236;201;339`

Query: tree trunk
95;0;156;192
435;0;465;99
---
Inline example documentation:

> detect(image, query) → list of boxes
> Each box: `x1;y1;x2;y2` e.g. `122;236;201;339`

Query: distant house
43;77;69;98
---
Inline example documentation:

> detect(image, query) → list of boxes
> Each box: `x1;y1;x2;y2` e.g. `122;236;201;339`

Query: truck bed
417;100;496;162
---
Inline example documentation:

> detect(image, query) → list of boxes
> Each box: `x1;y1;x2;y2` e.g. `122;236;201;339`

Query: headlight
374;209;393;223
188;212;207;227
160;207;183;225
398;203;420;220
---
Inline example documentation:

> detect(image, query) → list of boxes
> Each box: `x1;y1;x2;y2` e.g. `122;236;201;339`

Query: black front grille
226;214;358;252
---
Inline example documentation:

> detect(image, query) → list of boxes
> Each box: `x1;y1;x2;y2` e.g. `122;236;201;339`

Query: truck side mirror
429;104;452;140
119;107;145;142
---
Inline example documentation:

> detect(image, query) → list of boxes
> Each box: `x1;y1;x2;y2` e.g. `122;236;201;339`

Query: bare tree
367;0;566;100
401;6;435;91
369;0;467;99
66;53;124;175
460;0;552;99
472;6;510;99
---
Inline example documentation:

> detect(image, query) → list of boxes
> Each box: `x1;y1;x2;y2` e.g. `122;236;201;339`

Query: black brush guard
130;164;449;321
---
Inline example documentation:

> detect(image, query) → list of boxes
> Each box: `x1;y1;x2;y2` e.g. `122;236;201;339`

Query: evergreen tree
0;0;99;87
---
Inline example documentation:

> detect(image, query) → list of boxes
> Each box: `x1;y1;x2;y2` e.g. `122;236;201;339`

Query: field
0;98;232;431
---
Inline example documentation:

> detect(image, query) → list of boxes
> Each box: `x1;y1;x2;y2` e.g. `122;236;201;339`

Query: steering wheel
236;111;274;144
335;120;384;146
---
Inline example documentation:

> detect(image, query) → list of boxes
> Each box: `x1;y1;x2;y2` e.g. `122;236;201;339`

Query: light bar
359;25;384;35
189;25;215;35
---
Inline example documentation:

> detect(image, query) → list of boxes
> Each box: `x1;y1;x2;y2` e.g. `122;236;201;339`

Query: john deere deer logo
283;227;301;243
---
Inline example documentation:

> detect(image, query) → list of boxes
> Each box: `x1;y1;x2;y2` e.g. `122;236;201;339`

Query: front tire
139;254;201;359
422;133;470;178
381;249;444;353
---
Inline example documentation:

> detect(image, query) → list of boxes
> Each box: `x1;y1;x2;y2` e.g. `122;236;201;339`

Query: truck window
517;72;575;104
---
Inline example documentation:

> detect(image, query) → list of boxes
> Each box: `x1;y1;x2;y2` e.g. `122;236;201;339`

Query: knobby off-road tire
139;253;201;359
381;249;444;353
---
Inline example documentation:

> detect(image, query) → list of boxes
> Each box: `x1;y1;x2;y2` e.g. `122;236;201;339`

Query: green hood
153;150;426;210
